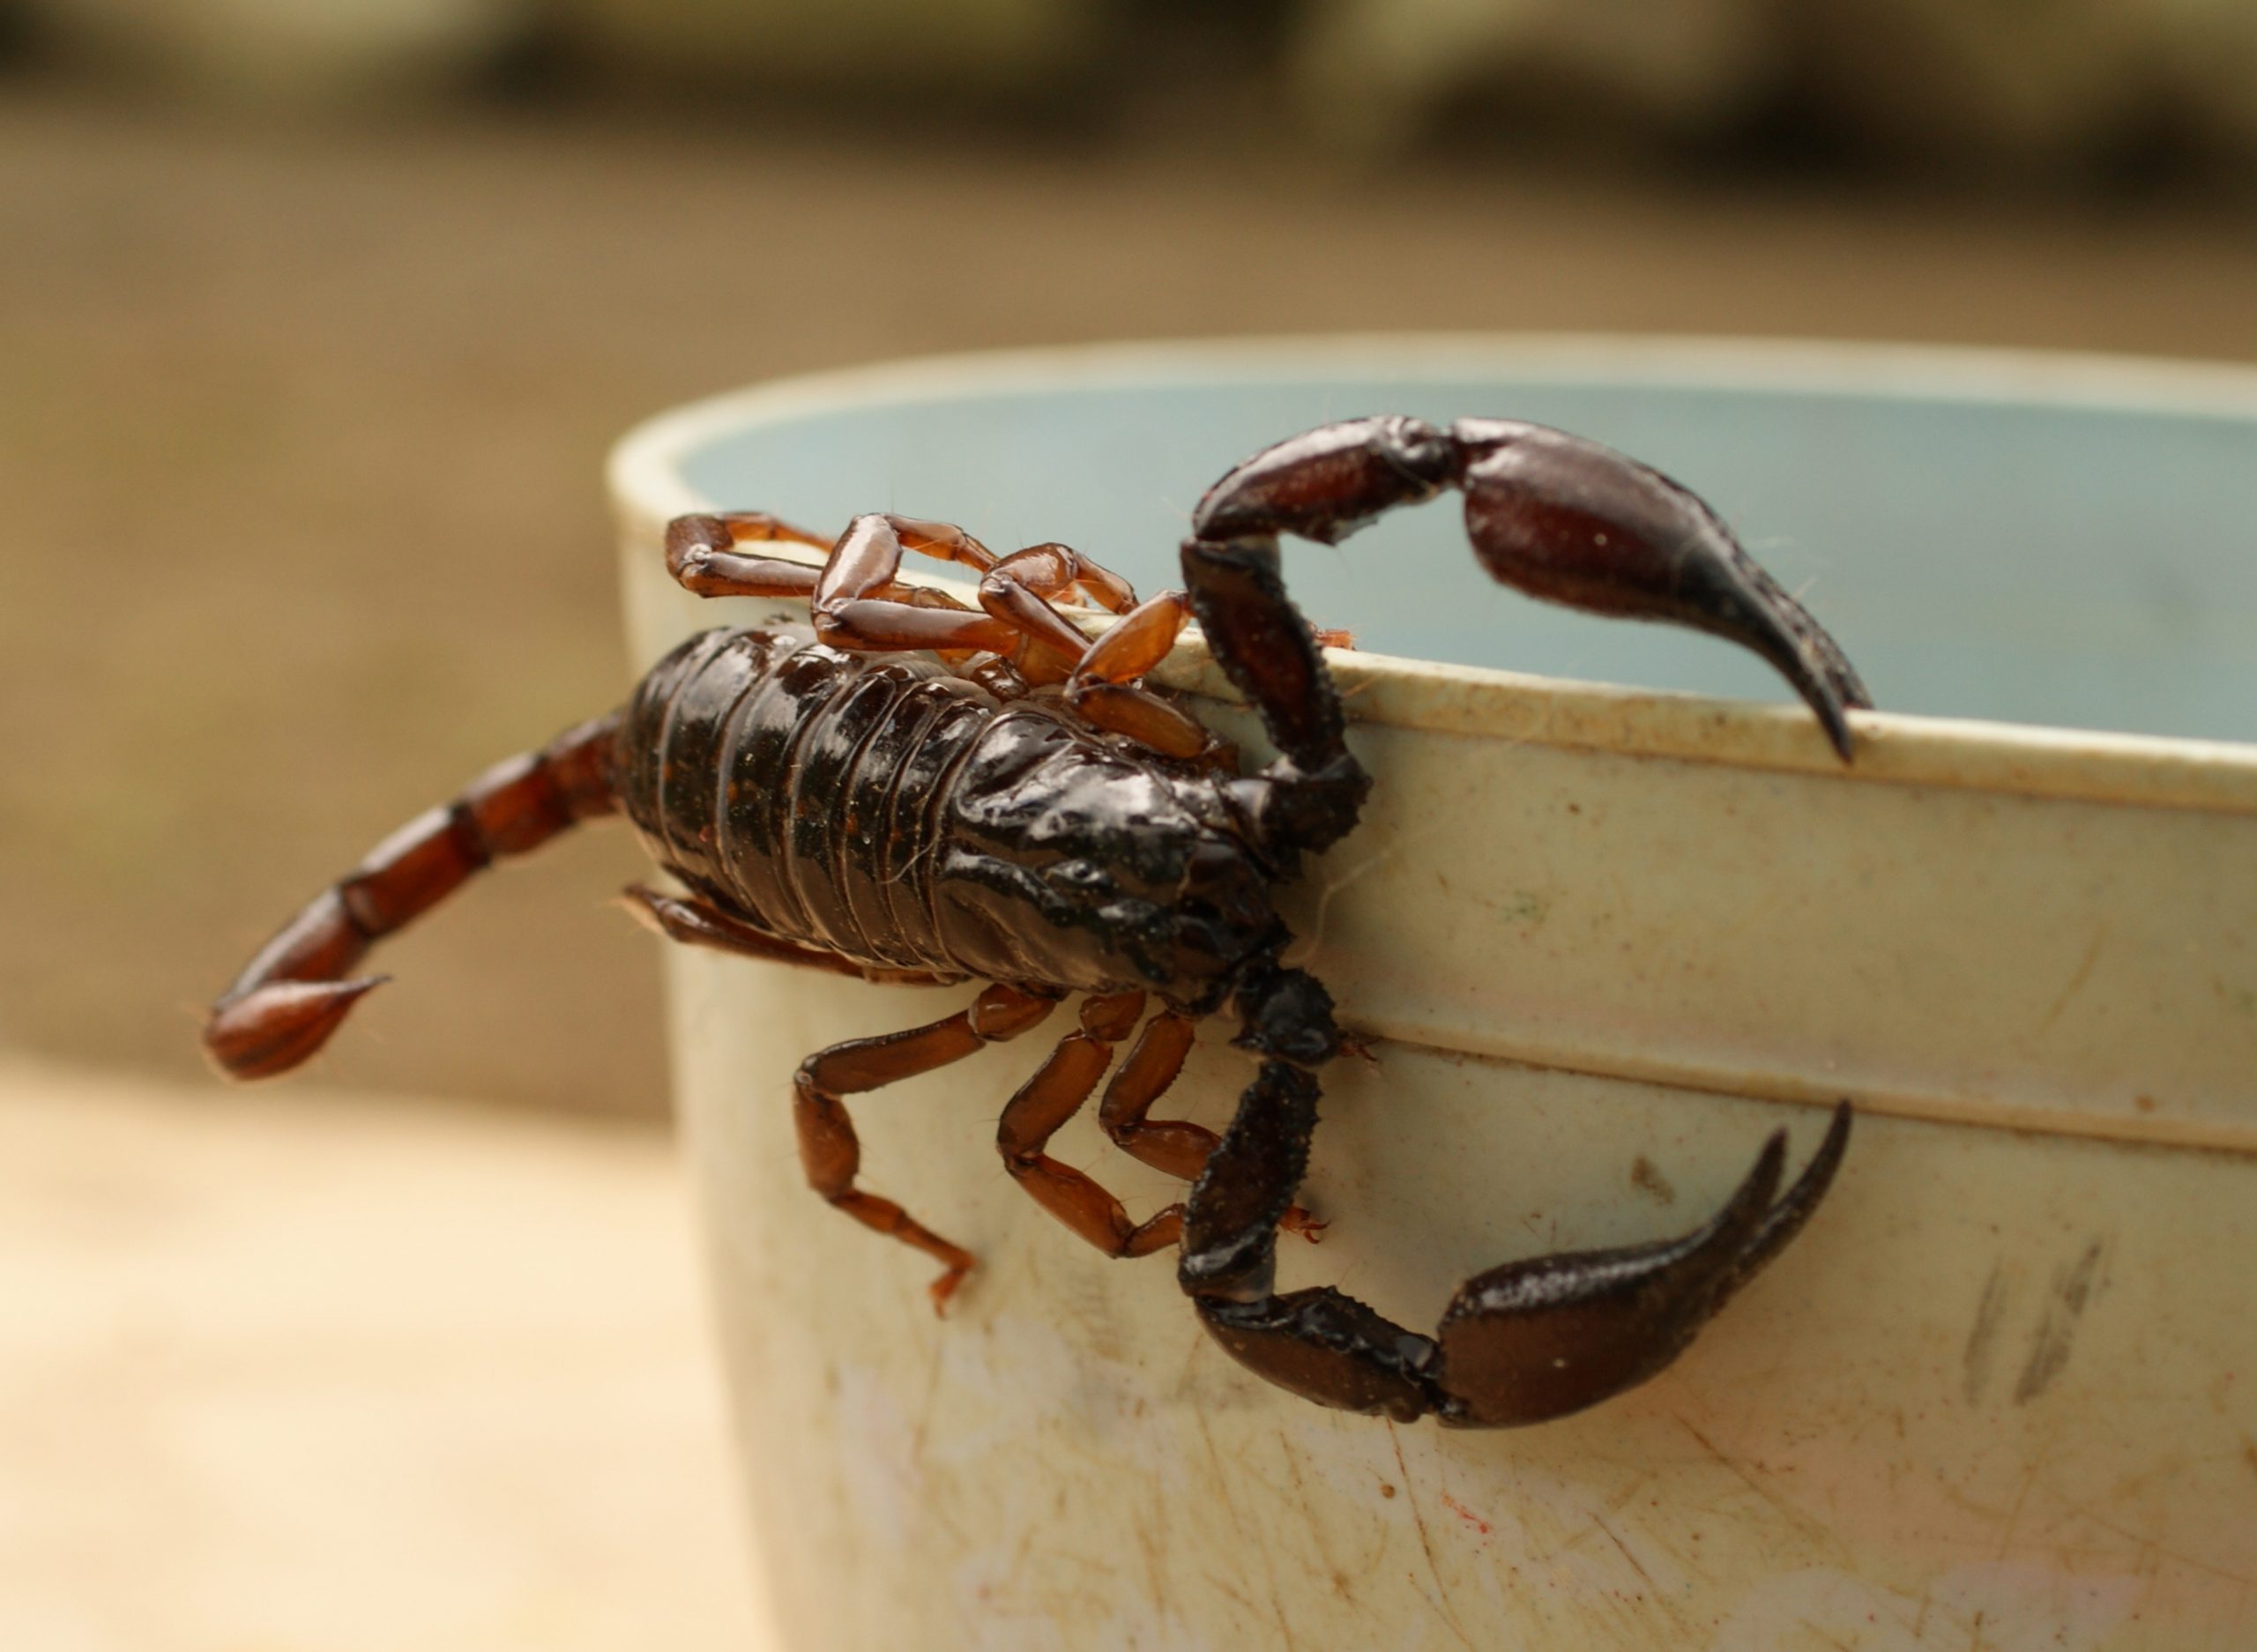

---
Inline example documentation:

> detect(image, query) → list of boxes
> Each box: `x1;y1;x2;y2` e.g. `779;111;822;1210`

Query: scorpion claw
1186;414;1871;770
1430;1101;1851;1426
1185;1060;1851;1426
203;976;387;1081
1176;419;1864;1420
1448;419;1872;761
1197;1288;1443;1424
1191;414;1461;547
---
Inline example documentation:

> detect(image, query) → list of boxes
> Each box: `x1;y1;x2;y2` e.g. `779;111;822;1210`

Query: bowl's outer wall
615;343;2257;1652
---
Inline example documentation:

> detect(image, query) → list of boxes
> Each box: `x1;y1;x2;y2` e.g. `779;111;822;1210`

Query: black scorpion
206;415;1864;1426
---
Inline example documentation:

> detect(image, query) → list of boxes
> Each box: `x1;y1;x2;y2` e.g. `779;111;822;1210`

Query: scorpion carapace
206;415;1864;1427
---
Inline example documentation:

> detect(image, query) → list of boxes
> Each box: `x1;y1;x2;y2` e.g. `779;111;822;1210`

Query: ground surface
6;90;2256;1645
0;1059;764;1650
5;86;2257;1114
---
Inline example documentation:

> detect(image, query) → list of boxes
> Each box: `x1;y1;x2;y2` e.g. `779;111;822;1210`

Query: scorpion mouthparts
203;976;387;1081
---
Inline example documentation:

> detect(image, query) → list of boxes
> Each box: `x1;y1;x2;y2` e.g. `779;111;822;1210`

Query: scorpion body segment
207;415;1867;1425
615;622;1277;1005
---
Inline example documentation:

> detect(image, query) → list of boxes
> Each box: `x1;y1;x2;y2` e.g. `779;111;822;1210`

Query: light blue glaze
678;363;2257;743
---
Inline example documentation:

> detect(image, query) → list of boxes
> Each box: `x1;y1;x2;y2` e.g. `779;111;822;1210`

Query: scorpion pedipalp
1179;1000;1851;1425
1169;415;1867;1424
1427;1102;1851;1425
1190;413;1872;762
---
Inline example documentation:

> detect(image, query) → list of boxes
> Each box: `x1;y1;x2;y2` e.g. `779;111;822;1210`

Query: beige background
6;90;2257;1116
5;61;2257;1652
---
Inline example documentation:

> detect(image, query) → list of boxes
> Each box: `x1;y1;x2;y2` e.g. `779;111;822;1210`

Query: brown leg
806;513;1019;654
663;510;1304;767
669;508;1218;761
618;883;957;987
796;983;1057;1312
1069;590;1191;697
663;511;831;599
682;509;1196;738
810;517;1151;683
994;997;1318;1257
663;509;1021;659
1053;589;1214;756
971;542;1139;679
1096;1010;1210;1179
994;993;1190;1259
1099;1011;1324;1239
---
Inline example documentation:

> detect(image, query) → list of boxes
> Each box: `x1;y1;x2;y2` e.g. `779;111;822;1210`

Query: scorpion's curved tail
203;711;623;1081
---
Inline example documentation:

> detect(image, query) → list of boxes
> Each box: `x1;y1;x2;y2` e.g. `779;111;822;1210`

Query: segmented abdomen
617;624;1000;977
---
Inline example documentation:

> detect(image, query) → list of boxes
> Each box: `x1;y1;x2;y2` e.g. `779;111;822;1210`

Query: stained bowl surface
611;338;2257;1652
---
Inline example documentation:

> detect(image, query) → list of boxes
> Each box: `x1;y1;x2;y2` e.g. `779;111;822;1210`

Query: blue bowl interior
680;368;2257;745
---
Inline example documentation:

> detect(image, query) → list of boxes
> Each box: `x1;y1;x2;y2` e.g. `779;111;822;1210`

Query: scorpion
206;414;1866;1428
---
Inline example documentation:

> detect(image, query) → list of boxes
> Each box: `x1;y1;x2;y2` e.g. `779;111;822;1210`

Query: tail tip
203;976;386;1081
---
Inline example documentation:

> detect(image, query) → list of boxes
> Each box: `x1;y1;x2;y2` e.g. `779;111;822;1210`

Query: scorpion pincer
205;415;1865;1428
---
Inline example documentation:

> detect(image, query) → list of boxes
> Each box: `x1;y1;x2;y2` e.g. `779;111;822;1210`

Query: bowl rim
608;333;2257;818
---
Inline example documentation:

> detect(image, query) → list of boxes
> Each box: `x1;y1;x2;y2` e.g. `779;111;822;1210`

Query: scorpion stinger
1173;414;1864;1424
1183;1020;1851;1425
203;714;625;1079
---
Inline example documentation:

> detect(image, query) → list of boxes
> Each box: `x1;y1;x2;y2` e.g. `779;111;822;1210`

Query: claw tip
1817;701;1858;765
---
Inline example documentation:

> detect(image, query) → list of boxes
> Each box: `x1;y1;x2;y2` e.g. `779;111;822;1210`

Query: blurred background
4;7;2256;1644
5;0;2257;1118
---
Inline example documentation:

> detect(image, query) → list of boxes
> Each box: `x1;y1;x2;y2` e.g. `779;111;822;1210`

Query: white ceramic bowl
610;338;2257;1652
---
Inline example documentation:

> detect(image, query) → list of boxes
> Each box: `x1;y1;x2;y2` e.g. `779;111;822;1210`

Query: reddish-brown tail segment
203;711;624;1080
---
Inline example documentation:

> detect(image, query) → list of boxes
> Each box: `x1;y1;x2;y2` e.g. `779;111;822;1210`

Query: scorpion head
929;708;1284;1008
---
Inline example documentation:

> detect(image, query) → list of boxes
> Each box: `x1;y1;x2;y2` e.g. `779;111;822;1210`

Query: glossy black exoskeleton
208;415;1860;1426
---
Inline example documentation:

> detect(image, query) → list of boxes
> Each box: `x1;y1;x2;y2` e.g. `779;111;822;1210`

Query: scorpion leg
663;511;830;599
1097;1008;1211;1179
1098;1008;1325;1239
797;982;1058;1312
996;993;1187;1259
618;883;958;987
995;995;1322;1257
966;554;1224;757
801;514;1025;657
698;510;1186;732
807;519;1147;679
666;510;1003;614
1056;591;1216;759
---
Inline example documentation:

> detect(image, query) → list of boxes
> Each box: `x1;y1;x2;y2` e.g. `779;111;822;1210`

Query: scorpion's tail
203;711;624;1081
